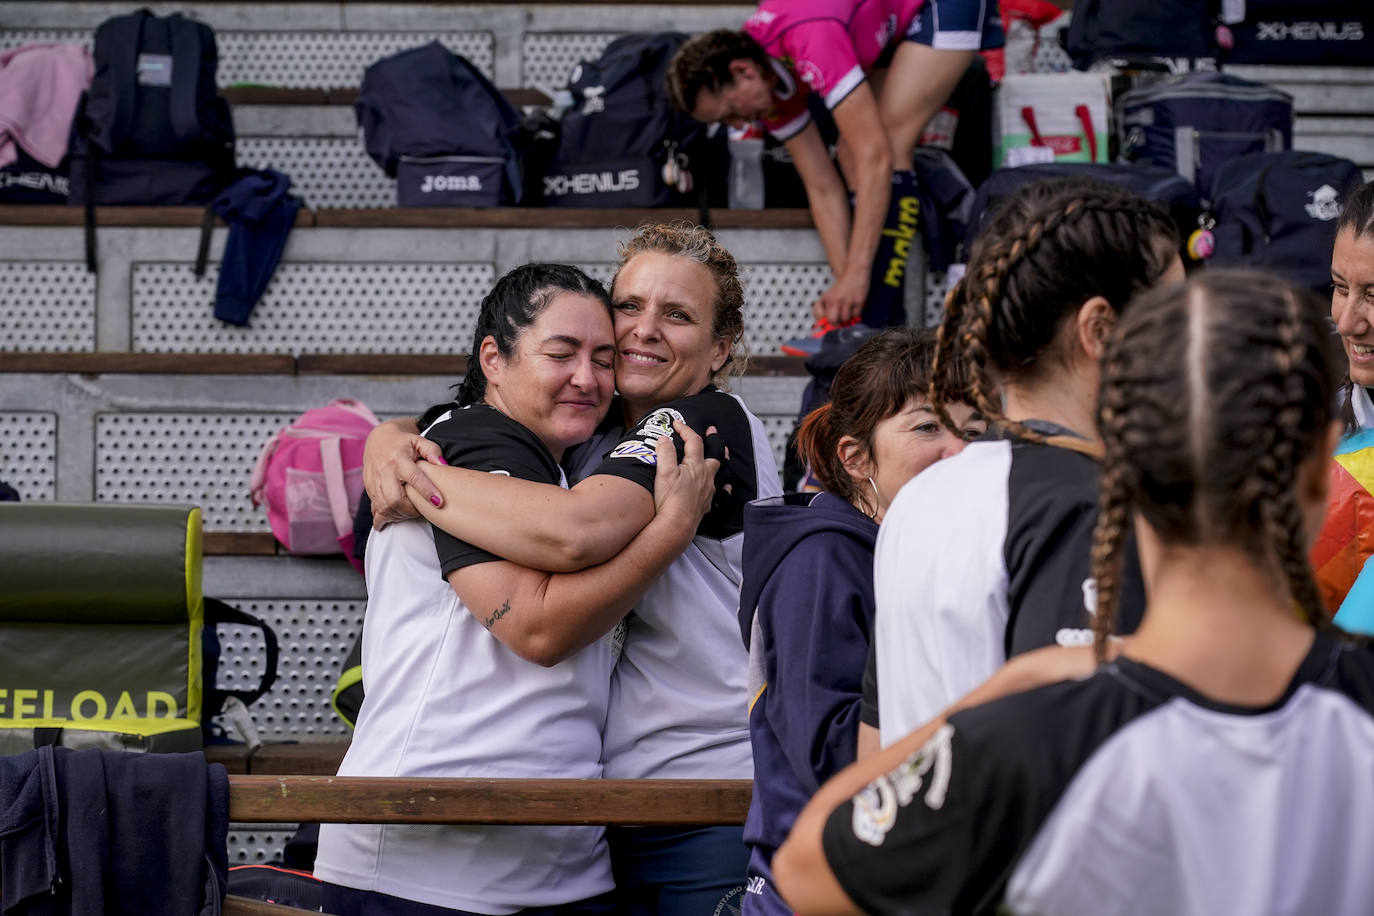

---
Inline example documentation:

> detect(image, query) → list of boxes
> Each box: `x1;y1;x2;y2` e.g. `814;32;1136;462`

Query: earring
864;476;881;520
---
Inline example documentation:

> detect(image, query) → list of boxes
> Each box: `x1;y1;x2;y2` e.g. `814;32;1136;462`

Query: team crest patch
851;724;954;846
609;407;685;464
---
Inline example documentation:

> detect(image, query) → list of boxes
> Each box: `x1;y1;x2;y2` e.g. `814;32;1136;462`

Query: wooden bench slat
0;205;815;229
0;205;314;228
225;896;326;916
4;352;805;379
227;776;752;826
0;353;297;374
206;741;352;775
312;207;815;229
295;353;468;375
205;532;280;556
221;86;552;107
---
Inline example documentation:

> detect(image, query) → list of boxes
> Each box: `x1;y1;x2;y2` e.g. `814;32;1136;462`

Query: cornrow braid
1258;289;1330;628
1093;270;1342;652
948;178;1177;444
928;279;968;435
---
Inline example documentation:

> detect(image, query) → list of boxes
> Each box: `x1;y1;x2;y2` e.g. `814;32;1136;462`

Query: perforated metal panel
0;263;97;352
131;262;493;355
0;412;58;501
236;137;392;209
521;33;621;93
219;31;492;88
1033;21;1074;73
0;30;91;52
217;596;364;864
0;30;491;87
740;264;832;355
212;598;365;738
757;412;796;474
922;270;951;330
226;825;300;866
95;412;287;530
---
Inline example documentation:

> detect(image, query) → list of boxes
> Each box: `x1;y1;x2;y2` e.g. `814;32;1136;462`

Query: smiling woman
1331;180;1374;431
360;224;782;913
312;263;719;916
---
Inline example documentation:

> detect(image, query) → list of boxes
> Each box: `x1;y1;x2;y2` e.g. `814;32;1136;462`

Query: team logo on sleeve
608;407;685;465
850;724;955;846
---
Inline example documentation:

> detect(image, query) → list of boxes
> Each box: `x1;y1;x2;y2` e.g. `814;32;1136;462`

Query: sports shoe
780;316;862;358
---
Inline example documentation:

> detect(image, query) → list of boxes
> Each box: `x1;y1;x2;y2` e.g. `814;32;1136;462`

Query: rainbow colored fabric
1315;429;1374;630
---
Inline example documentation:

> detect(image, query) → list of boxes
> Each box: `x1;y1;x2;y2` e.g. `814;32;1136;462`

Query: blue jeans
607;826;749;916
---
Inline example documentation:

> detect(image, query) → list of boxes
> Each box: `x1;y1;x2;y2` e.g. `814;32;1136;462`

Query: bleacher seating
3;0;1372;865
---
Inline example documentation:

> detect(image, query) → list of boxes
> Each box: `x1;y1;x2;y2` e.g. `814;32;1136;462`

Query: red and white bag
250;399;379;572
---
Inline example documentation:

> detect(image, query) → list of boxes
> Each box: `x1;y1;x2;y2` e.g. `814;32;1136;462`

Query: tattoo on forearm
484;600;512;629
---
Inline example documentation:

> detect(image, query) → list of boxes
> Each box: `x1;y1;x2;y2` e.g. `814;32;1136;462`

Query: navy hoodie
737;491;877;916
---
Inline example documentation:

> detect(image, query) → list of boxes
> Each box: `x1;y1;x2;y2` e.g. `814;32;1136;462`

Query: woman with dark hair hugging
361;224;783;914
776;270;1374;915
313;263;718;916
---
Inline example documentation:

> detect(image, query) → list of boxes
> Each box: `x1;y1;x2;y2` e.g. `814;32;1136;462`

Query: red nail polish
431;496;442;507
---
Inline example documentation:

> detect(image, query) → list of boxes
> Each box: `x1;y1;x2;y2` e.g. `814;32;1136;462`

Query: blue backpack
356;42;524;207
1115;72;1292;204
962;162;1200;257
1206;150;1363;295
68;9;236;270
542;32;724;209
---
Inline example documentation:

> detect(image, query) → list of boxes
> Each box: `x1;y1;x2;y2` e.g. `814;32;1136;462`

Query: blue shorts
905;0;1006;51
607;825;748;916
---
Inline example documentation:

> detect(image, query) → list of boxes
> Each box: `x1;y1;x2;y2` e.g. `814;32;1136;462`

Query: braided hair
1089;270;1343;658
930;179;1178;442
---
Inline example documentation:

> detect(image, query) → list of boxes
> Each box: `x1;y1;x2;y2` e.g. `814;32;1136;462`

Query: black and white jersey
824;633;1374;916
315;404;615;910
569;387;783;778
424;404;566;578
873;424;1145;742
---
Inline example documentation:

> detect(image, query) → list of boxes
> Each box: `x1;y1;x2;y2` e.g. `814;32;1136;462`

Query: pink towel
0;42;93;169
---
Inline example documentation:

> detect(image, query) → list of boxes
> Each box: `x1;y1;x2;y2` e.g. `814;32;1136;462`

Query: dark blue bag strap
204;597;280;710
107;9;151;151
168;14;205;143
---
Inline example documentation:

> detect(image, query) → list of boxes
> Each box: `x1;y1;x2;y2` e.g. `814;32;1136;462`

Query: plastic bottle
727;123;766;210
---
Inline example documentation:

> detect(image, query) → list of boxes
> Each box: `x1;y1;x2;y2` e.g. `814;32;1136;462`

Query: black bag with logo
1206;150;1363;295
1115;72;1292;204
962;162;1201;257
0;149;69;204
1065;0;1221;69
357;41;525;207
68;8;236;270
542;32;724;209
1223;1;1372;66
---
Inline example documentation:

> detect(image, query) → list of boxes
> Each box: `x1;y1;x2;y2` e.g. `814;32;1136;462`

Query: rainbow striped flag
1314;429;1374;631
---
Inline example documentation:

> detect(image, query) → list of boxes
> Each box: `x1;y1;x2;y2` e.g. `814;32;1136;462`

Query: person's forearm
774;713;941;915
413;469;651;572
473;503;700;665
841;140;892;289
808;183;853;280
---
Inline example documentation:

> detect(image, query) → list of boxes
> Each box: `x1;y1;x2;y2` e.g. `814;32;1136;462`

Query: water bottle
727;124;765;210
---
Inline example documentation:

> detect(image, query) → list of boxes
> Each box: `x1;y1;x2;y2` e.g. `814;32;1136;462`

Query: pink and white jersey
745;0;925;139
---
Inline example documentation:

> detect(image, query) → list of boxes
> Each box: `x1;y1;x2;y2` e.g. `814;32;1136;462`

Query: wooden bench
0;204;817;229
218;765;752;916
